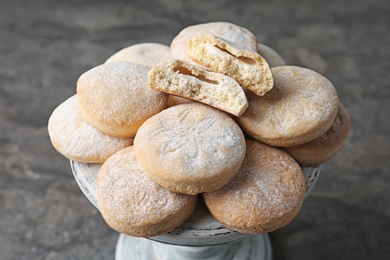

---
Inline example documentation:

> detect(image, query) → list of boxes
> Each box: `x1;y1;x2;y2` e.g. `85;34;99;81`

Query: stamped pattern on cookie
145;105;242;167
238;66;339;147
134;103;246;194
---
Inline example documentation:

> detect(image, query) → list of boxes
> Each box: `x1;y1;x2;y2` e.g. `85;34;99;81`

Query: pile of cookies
48;22;351;237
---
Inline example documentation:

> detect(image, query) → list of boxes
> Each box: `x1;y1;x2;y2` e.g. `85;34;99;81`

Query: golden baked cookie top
96;146;197;237
105;42;171;67
203;140;306;234
284;102;351;166
47;95;133;163
170;21;258;66
77;62;168;137
134;103;246;195
238;66;339;147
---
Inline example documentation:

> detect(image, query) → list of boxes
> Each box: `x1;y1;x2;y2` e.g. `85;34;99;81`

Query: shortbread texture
170;21;258;67
238;66;339;147
148;59;248;116
284;103;351;166
134;103;246;195
77;62;168;138
187;33;274;96
48;95;133;163
257;43;286;68
167;95;194;107
203;140;306;234
96;146;197;237
105;42;171;67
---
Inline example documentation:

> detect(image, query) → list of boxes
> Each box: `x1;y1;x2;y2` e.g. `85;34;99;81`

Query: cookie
96;146;197;237
187;33;274;96
203;140;306;234
104;43;171;67
77;62;168;138
133;103;246;195
48;95;133;163
238;66;339;147
148;59;248;116
167;95;194;107
170;21;258;67
284;103;351;166
257;43;285;67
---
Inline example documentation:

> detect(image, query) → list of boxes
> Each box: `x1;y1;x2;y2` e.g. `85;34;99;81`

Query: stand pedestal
70;160;320;260
116;234;271;260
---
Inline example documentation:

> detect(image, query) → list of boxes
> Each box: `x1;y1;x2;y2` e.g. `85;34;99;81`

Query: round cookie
238;66;339;147
134;103;246;195
203;140;306;234
284;103;351;166
104;43;171;67
257;43;285;67
77;62;168;138
96;146;197;237
48;95;133;163
167;95;194;107
170;22;258;66
186;33;274;97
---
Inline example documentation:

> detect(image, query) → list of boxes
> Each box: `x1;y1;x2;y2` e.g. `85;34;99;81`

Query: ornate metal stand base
115;233;271;260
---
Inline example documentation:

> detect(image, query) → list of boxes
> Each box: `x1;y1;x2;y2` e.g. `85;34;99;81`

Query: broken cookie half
186;33;274;96
148;59;248;117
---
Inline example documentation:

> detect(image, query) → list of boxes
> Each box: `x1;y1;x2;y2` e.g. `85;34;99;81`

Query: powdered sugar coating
134;103;246;194
148;59;249;116
186;34;274;96
96;146;197;237
170;22;258;66
47;95;133;163
105;42;171;67
203;140;306;234
257;43;286;68
284;102;351;166
77;62;168;137
238;66;339;147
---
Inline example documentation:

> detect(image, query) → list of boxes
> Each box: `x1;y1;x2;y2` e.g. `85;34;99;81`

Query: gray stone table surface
1;0;389;259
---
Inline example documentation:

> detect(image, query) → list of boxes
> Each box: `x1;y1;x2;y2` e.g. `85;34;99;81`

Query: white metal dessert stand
70;160;320;260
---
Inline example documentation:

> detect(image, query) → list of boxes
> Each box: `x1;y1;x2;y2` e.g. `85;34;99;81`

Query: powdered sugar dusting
239;66;339;146
105;43;172;67
204;140;305;228
77;62;167;126
135;103;246;178
170;22;258;65
148;59;248;116
48;95;133;163
96;146;194;225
